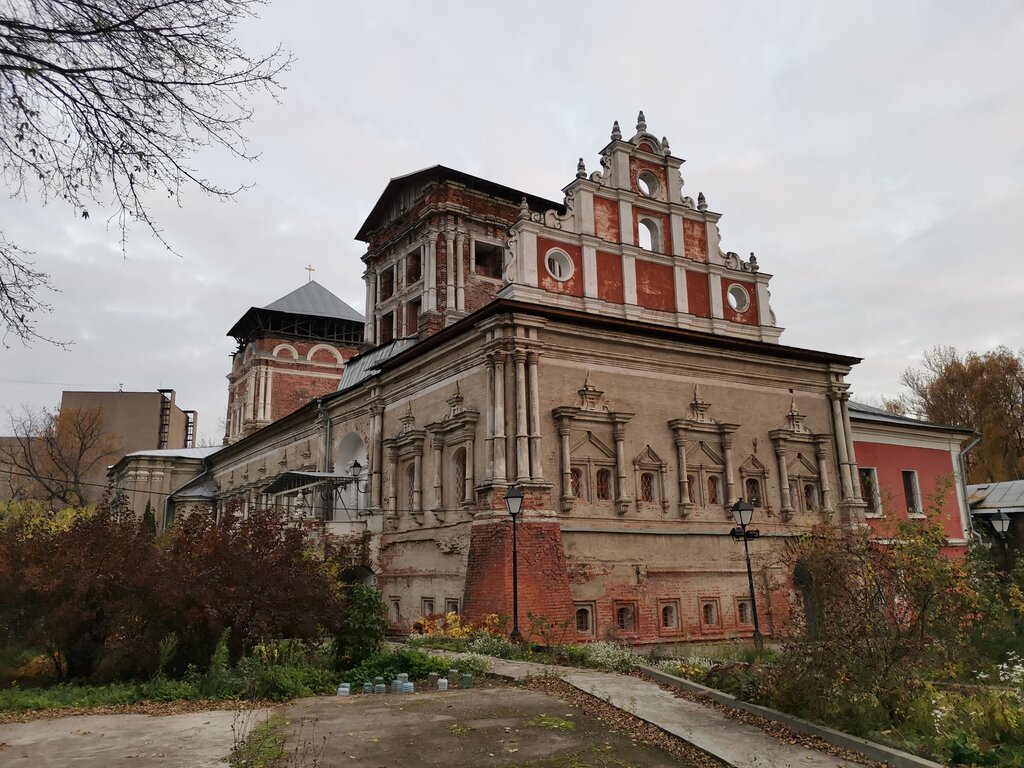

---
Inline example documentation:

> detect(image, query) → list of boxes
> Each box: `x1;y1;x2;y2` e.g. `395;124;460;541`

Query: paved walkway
476;656;863;768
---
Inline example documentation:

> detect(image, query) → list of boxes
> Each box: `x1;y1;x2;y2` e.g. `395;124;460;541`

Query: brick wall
462;517;574;629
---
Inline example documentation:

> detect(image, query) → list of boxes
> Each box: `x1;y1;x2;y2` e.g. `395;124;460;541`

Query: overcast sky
2;1;1022;444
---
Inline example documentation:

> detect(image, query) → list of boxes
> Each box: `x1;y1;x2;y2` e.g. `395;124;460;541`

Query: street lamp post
991;509;1013;571
730;498;764;653
505;484;524;642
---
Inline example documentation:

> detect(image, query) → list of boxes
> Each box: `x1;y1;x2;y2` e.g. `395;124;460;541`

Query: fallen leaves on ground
0;698;271;725
526;676;728;768
634;671;889;768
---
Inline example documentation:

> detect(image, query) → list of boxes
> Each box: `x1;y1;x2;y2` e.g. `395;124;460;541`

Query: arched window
452;447;467;507
701;600;719;626
575;607;592;633
707;475;721;505
640;472;655;503
738;600;752;625
596;468;613;500
405;463;416;511
616;605;634;631
570;467;583;499
661;604;677;629
638;218;660;252
745;478;762;507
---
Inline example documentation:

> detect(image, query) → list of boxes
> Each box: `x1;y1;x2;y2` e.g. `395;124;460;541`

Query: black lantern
505;485;524;642
991;509;1011;538
730;498;764;653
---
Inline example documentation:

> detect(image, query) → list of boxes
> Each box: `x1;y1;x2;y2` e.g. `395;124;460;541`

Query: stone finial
446;382;464;418
697;192;708;212
400;403;416;434
786;397;807;433
576;157;586;179
662;136;671;154
636;111;647;132
518;196;530;220
611;121;622;141
691;384;712;423
749;252;759;272
577;372;608;411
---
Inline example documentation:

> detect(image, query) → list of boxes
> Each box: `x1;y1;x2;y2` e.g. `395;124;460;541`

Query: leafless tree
0;0;291;345
0;404;122;505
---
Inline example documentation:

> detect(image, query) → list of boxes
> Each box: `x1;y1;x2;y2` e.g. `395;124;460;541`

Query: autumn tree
0;405;121;506
892;346;1024;483
0;0;290;345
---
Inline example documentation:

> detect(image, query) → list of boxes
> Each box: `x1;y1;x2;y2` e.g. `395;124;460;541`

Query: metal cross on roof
304;264;315;282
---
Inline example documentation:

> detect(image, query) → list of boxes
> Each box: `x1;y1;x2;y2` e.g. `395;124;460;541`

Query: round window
727;284;750;313
545;249;574;281
637;170;660;198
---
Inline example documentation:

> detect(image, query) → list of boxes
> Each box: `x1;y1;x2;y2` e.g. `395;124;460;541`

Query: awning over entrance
261;471;353;495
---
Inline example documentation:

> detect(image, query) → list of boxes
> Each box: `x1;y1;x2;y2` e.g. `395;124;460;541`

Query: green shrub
573;641;641;673
339;649;486;687
467;634;521;659
336;583;389;668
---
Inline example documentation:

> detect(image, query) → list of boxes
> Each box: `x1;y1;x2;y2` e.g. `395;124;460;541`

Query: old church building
111;114;974;646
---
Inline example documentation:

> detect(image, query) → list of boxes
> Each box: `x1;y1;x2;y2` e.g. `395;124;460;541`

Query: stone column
527;351;543;481
559;423;573;506
445;231;455;311
426;233;438;312
432;438;443;511
815;438;834;512
485;353;495;481
722;431;736;508
514;349;529;483
363;268;377;344
674;429;690;515
493;351;507;482
829;395;854;499
465;437;475;504
776;447;793;514
386;446;398;517
455;232;465;311
613;419;628;513
840;394;862;501
370;403;384;509
412;451;422;514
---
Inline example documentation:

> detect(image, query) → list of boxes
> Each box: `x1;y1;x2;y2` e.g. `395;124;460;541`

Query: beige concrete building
112;114;972;646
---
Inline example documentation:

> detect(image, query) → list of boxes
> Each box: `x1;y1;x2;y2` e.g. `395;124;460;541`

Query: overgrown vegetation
658;512;1024;767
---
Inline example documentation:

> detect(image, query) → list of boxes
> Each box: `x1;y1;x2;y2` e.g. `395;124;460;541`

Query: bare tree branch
0;0;291;344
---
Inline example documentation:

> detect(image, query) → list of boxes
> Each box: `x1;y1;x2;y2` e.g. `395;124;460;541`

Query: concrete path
0;708;267;768
477;656;863;768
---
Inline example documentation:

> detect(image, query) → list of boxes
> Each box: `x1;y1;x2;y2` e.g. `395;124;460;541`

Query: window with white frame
390;598;401;623
615;603;635;631
445;598;460;614
737;599;753;625
574;603;595;635
421;597;435;617
700;598;720;628
859;467;881;516
638;217;660;252
660;602;678;629
902;470;922;515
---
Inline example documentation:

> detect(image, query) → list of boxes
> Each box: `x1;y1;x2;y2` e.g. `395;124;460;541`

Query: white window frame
859;467;882;518
902;469;924;517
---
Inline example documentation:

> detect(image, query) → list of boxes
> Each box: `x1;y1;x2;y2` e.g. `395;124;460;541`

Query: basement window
615;604;635;631
574;603;595;635
474;241;503;279
701;599;720;627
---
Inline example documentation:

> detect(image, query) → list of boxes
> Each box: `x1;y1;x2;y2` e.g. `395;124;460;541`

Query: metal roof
125;446;221;460
355;165;564;242
263;281;364;323
967;480;1024;512
847;401;973;434
337;336;417;391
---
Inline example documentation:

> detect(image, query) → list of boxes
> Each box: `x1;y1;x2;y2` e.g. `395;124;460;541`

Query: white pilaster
582;245;598;298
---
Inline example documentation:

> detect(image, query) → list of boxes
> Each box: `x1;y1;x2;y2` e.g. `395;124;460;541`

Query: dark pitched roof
226;281;365;345
355;165;564;242
848;400;974;434
263;281;364;323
